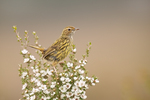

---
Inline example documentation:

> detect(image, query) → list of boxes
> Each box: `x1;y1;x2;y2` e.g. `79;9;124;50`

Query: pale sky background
0;0;150;100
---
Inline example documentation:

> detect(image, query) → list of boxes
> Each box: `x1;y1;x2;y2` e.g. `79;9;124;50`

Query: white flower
40;70;47;76
30;92;34;96
74;72;77;76
65;77;71;82
60;77;65;81
21;72;27;79
53;97;58;100
34;79;39;83
24;30;28;33
74;96;80;100
92;83;95;86
31;66;34;69
79;80;86;87
59;86;67;93
30;55;36;60
37;81;41;86
83;60;87;65
74;89;82;96
71;86;79;92
51;82;56;88
43;90;50;94
79;60;82;63
95;79;99;83
66;83;71;89
30;95;35;100
51;92;55;95
25;89;28;93
52;81;56;85
35;65;38;69
40;70;45;73
31;66;38;70
64;73;69;77
61;94;65;99
24;93;29;99
78;69;84;74
46;97;50;99
32;88;39;93
70;98;75;100
24;58;29;63
75;65;80;69
47;69;52;75
41;71;47;76
50;84;55;88
31;77;36;82
74;77;77;80
42;78;47;81
33;68;39;73
91;78;94;83
41;96;50;100
72;48;77;52
62;82;65;85
74;81;80;87
81;64;84;66
66;92;73;98
35;73;40;77
33;31;36;34
39;84;47;90
85;84;89;89
81;93;87;99
21;49;28;54
86;77;91;80
59;73;62;76
69;72;73;76
80;75;85;80
41;96;47;100
22;83;27;90
67;62;73;67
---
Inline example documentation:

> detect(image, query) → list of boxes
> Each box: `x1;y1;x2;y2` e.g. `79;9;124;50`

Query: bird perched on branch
29;26;79;68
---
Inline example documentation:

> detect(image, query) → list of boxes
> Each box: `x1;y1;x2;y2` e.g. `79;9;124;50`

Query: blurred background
0;0;150;100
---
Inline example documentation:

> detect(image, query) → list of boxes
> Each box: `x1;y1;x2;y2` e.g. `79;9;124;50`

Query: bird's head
61;26;79;38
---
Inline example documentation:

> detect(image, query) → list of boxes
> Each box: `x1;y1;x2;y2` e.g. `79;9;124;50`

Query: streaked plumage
29;26;79;66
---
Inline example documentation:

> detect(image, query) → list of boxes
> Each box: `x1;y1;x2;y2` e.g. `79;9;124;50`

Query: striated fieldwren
29;26;79;68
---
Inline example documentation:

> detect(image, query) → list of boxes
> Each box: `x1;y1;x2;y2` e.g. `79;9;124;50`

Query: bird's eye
68;28;71;31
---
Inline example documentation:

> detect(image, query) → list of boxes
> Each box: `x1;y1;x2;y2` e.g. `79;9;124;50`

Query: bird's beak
75;28;79;31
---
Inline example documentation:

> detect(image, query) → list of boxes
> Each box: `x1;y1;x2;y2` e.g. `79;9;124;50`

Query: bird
29;26;79;69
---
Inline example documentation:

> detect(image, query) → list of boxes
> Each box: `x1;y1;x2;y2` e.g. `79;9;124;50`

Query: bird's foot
52;66;58;75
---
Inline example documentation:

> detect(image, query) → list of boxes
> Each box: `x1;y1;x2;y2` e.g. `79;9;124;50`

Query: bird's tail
29;45;45;54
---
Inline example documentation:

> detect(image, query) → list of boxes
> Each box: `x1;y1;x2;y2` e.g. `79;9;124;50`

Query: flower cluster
13;26;99;100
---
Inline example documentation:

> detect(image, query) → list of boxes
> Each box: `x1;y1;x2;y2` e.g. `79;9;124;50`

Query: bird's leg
52;62;58;75
53;66;57;73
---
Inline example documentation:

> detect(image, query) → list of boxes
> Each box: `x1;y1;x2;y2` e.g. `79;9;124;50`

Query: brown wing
43;36;71;62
